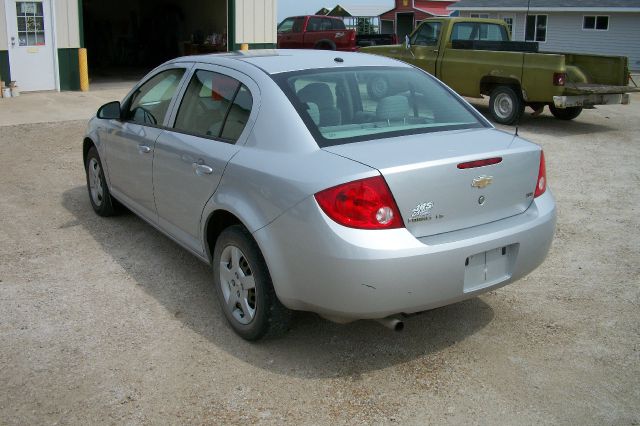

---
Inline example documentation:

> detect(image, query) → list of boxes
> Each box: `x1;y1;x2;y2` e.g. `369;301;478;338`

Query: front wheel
549;105;583;120
85;146;119;216
489;86;525;125
213;225;291;340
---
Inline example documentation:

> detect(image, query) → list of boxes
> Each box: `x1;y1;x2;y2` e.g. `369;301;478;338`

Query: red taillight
553;72;566;86
534;151;547;198
350;31;356;42
315;176;404;230
457;157;502;169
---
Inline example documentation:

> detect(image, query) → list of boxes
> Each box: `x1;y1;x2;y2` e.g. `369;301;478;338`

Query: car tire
85;146;120;217
367;76;390;100
549;105;583;121
489;85;525;125
314;40;336;50
213;225;292;340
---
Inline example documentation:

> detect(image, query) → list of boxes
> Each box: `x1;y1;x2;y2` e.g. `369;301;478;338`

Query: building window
526;15;547;42
501;17;514;35
583;16;609;30
470;13;490;19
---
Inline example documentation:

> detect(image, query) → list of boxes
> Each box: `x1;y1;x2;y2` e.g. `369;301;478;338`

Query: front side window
275;67;485;147
174;70;252;142
411;22;442;46
583;15;609;31
526;15;547;42
126;68;185;126
278;18;296;33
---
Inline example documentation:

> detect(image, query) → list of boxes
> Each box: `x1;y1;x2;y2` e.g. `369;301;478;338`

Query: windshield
274;67;487;147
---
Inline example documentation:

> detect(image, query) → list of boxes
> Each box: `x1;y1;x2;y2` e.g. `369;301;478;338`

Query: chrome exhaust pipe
374;317;404;332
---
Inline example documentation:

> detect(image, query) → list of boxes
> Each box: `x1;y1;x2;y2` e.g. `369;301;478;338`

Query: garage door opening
81;0;228;88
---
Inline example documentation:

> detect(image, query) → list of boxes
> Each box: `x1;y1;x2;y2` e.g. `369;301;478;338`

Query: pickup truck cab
278;15;357;52
362;18;639;124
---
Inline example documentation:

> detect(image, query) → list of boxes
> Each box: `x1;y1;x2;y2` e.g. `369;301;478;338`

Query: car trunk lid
323;129;541;238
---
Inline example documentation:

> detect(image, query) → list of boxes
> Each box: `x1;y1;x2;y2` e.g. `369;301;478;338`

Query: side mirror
97;101;122;120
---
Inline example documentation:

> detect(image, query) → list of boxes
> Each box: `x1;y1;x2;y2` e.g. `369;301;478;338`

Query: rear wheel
213;225;291;340
489;85;525;125
549;105;583;120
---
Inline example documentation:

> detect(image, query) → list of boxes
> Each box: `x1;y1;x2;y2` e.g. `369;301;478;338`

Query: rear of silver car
252;64;556;321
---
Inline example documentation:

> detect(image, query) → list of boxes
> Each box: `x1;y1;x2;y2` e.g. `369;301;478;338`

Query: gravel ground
1;96;639;424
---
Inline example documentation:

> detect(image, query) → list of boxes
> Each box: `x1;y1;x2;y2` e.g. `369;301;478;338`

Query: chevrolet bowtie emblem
471;176;493;189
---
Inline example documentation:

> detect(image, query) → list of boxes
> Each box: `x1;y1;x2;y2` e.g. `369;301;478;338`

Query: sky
277;0;394;22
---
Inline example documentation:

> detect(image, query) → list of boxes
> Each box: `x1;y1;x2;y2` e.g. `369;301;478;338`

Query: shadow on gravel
469;102;616;137
63;186;494;378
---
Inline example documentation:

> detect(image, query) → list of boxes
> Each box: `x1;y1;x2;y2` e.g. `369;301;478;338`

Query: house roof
327;2;395;17
452;0;640;11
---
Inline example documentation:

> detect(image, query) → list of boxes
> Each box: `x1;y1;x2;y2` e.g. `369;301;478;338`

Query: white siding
54;0;81;49
460;10;640;70
235;0;277;44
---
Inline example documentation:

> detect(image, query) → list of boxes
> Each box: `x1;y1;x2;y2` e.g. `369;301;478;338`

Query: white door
5;0;56;91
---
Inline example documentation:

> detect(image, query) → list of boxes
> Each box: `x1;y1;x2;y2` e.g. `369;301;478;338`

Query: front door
153;66;256;255
105;66;188;222
4;0;56;91
406;20;443;75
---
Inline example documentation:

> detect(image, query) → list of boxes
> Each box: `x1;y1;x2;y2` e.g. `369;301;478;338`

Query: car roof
170;49;411;75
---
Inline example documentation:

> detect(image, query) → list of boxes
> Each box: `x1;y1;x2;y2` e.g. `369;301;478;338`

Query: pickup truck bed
362;18;639;124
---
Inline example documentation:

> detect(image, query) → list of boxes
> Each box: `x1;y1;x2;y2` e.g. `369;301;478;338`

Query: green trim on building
58;48;80;91
228;0;235;52
232;43;277;50
78;0;85;48
0;50;10;83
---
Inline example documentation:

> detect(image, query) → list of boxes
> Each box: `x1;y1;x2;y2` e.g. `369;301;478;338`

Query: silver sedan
83;50;556;340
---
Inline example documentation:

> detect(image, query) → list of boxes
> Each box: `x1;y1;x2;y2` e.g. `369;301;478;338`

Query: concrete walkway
0;86;131;127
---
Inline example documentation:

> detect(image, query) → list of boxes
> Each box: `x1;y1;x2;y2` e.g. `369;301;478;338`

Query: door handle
194;164;213;176
138;144;152;154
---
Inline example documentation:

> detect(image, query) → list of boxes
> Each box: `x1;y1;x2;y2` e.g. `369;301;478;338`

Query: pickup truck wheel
367;76;390;100
489;86;524;125
213;225;292;340
314;40;336;50
549;105;583;120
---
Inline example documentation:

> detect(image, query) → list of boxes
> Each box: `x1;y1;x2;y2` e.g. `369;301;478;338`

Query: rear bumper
254;190;557;320
553;93;630;108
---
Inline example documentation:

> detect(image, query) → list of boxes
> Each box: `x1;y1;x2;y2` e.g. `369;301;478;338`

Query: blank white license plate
464;244;518;293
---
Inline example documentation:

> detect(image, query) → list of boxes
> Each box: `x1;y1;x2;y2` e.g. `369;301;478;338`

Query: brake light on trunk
534;151;546;198
553;72;566;86
457;157;502;169
315;176;403;229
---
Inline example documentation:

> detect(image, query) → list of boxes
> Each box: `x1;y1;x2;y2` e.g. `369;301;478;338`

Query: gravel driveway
1;95;638;424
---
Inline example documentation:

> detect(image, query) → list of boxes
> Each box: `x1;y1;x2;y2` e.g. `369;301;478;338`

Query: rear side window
331;19;346;30
308;17;322;32
275;67;485;147
173;70;253;142
125;68;185;126
451;22;508;41
320;18;334;31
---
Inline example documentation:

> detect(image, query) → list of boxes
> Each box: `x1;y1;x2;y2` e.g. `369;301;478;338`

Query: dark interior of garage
82;0;228;84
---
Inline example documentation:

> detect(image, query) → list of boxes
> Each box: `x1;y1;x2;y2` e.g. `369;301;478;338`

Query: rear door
105;65;188;222
152;66;258;254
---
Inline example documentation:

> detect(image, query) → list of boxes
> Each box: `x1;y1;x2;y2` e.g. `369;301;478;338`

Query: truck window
451;23;508;41
320;18;334;31
293;17;304;33
308;17;322;32
331;19;346;30
278;18;296;33
411;22;442;46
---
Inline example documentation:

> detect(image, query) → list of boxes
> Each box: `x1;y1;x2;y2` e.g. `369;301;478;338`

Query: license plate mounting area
464;244;518;293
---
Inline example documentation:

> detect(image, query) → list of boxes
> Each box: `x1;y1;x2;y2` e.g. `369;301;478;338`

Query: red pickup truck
278;15;357;51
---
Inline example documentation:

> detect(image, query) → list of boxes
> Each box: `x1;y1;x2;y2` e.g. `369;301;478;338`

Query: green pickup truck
361;17;638;124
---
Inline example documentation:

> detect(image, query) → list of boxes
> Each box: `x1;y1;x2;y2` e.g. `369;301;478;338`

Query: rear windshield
274;67;487;147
